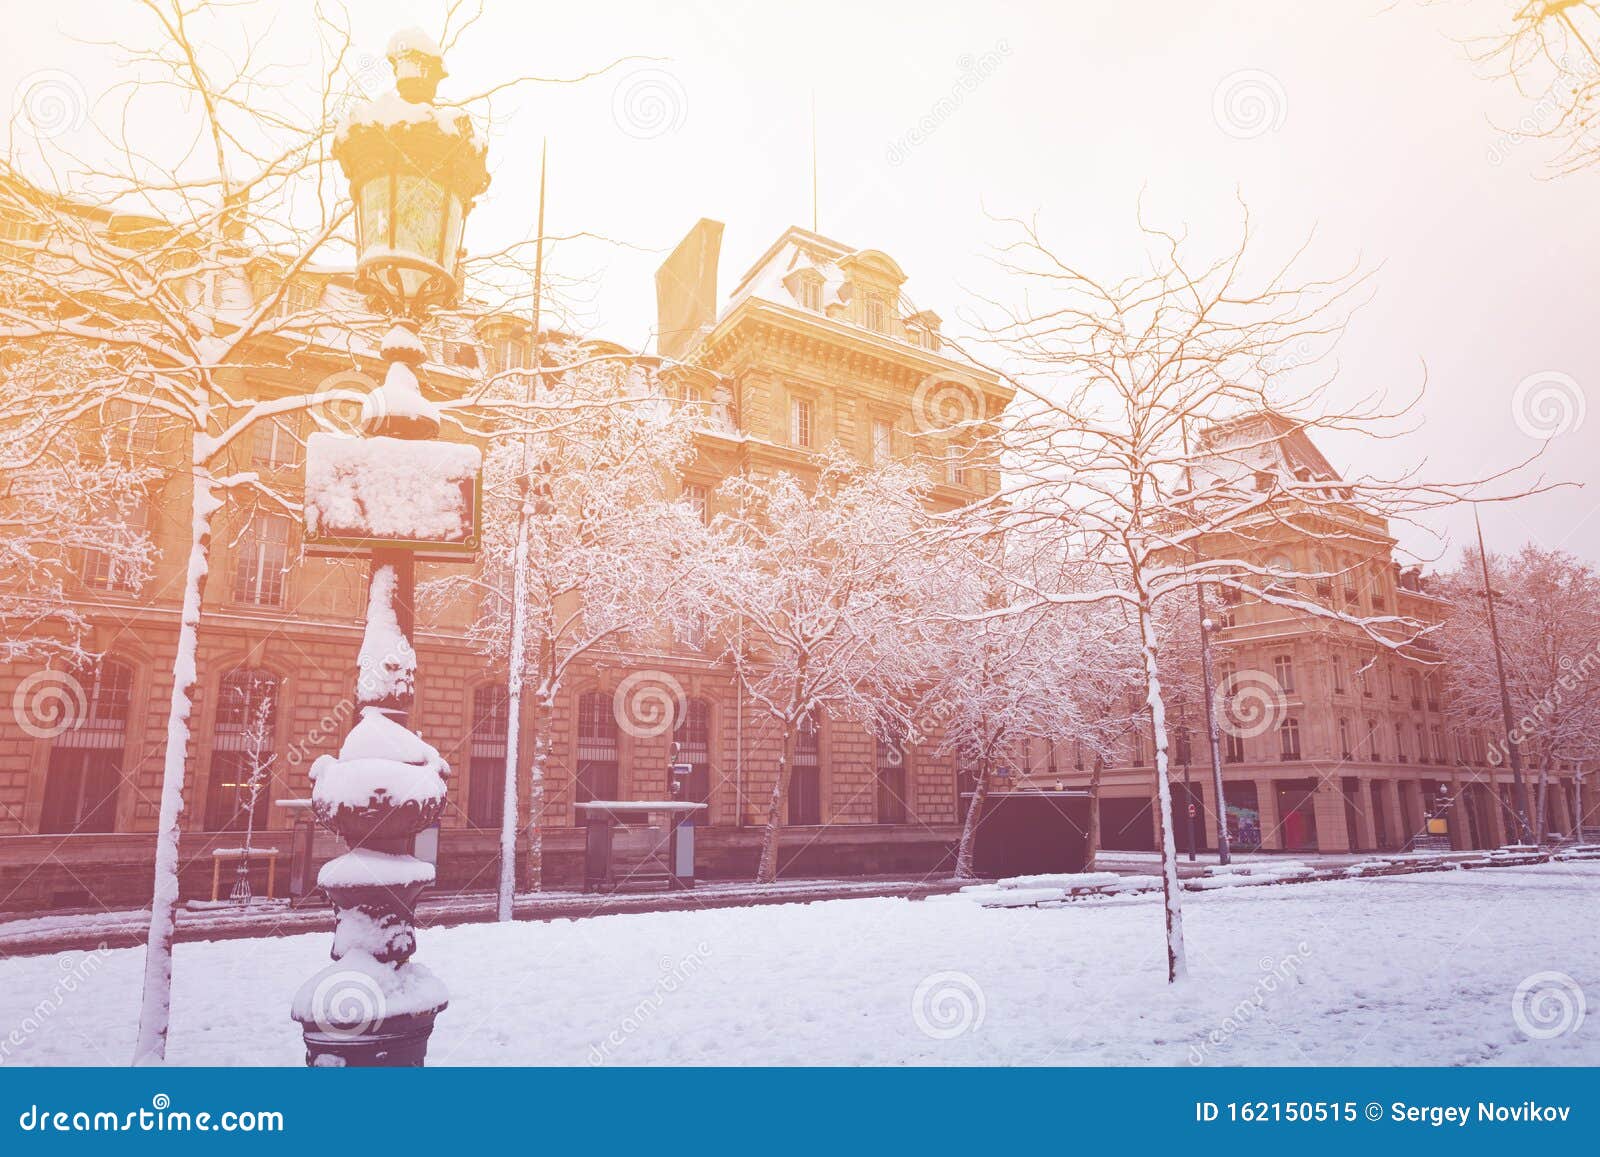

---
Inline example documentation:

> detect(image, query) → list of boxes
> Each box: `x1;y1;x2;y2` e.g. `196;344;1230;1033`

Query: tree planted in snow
1435;543;1600;841
704;449;937;885
433;349;709;911
0;0;634;1061
959;205;1537;982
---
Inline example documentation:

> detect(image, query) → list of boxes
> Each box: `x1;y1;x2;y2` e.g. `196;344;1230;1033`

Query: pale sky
5;0;1597;567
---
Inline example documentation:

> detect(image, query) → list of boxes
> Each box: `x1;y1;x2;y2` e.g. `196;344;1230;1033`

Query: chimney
655;218;724;361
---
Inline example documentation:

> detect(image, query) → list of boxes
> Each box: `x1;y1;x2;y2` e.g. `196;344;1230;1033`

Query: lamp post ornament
289;28;489;1067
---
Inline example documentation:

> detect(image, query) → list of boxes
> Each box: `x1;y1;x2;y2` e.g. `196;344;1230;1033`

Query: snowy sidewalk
0;876;964;958
2;861;1595;1066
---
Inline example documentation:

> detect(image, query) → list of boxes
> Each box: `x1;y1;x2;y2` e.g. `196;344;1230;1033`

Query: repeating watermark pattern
1212;69;1287;140
910;372;987;434
886;41;1011;167
12;70;87;139
0;944;112;1065
1188;942;1313;1065
1486;638;1600;768
306;369;381;438
611;68;687;140
612;670;687;740
1511;370;1585;440
588;942;712;1064
11;669;87;740
911;970;986;1040
305;968;387;1040
1486;52;1600;167
1511;971;1586;1041
1212;669;1286;739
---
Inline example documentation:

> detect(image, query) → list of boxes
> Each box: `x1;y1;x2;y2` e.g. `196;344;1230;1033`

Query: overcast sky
5;0;1596;568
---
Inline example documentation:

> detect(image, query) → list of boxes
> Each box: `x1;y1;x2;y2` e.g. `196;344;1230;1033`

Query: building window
575;691;619;823
1408;671;1421;708
798;278;821;311
788;712;821;824
1366;717;1380;762
105;398;161;453
865;296;886;333
1358;661;1372;698
80;501;147;592
1331;654;1345;694
945;442;968;487
684;483;710;524
205;669;277;831
232;512;290;606
673;699;713;825
491;333;529;374
1431;725;1445;765
1279;716;1302;761
251;416;299;470
277;279;320;317
467;685;510;830
1395;723;1408;764
872;418;894;463
1338;717;1352;759
790;395;813;448
1273;654;1295;694
39;660;134;835
1224;731;1245;764
875;722;907;824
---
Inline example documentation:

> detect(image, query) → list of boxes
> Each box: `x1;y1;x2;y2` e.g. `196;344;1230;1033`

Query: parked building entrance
1274;779;1320;851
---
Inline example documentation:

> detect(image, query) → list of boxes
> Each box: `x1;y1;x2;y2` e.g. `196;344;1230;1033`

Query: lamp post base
303;1009;444;1068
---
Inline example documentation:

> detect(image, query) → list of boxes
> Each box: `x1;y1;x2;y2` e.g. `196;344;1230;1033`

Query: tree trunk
526;696;553;892
133;469;220;1065
1086;752;1105;872
954;755;992;879
1136;593;1187;984
1535;752;1552;846
494;499;535;921
756;725;797;884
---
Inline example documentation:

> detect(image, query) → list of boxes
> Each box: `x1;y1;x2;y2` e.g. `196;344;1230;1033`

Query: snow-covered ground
2;862;1595;1066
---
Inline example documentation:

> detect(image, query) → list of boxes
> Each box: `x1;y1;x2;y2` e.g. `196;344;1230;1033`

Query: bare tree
1436;543;1600;841
433;348;708;912
958;205;1540;982
703;449;935;885
0;0;635;1062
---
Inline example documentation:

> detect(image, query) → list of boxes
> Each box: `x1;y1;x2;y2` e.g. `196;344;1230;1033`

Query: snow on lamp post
289;29;489;1067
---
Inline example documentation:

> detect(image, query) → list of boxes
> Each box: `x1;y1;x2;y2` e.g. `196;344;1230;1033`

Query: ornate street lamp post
290;29;489;1067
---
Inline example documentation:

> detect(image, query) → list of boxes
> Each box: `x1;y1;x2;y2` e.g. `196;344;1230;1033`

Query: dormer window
865;296;886;333
799;279;821;311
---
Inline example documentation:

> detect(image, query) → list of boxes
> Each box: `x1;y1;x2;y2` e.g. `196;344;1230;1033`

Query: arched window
788;711;821;825
673;698;712;825
40;660;134;834
575;691;618;823
205;668;277;831
467;685;509;830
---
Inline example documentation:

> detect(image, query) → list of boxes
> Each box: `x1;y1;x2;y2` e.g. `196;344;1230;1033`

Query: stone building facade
0;218;1011;910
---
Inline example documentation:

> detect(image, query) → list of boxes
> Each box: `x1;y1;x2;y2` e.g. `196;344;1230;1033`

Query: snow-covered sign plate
304;432;482;557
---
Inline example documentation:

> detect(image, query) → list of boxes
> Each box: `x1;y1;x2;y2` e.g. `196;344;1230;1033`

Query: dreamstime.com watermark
1486;52;1600;167
10;669;88;740
587;942;713;1064
16;1094;283;1134
1188;941;1313;1065
612;669;688;740
612;68;687;140
911;969;986;1040
1510;370;1585;440
1212;69;1287;140
886;42;1011;167
0;945;113;1065
1213;669;1287;740
1484;638;1600;769
1511;971;1586;1041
